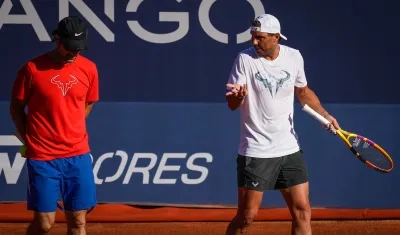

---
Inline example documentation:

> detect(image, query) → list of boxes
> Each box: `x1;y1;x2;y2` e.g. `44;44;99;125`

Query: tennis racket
302;104;394;173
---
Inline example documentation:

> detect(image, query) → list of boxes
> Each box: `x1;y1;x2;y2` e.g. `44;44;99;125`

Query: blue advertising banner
1;103;399;208
0;0;399;208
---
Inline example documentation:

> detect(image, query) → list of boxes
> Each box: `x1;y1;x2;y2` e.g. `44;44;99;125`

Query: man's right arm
9;98;27;141
9;65;32;142
85;64;100;118
226;54;247;110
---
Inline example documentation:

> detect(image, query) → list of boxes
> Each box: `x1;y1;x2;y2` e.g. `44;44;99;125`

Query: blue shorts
26;153;97;212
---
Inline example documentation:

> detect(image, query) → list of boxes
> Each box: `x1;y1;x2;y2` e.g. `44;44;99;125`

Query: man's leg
65;210;88;235
226;155;284;235
26;159;61;235
26;212;56;235
226;187;263;235
281;183;311;235
277;151;312;235
62;153;97;235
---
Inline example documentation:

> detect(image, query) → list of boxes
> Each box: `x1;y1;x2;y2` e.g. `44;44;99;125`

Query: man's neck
264;44;280;61
48;50;74;65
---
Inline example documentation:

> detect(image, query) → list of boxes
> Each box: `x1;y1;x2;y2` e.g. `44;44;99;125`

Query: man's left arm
294;51;340;129
86;65;99;118
85;102;95;117
295;86;328;117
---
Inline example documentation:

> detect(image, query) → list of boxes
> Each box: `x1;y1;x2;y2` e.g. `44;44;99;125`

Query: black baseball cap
53;16;88;51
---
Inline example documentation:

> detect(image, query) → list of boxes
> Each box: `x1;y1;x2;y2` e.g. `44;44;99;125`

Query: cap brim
61;38;88;51
250;27;287;40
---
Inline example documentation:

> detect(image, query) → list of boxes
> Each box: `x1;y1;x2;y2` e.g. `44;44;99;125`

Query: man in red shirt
9;16;99;235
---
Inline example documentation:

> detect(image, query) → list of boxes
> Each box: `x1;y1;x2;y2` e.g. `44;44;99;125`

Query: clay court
1;203;399;234
1;221;400;235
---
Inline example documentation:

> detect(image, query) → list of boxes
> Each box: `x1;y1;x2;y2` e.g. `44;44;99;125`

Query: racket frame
302;104;394;173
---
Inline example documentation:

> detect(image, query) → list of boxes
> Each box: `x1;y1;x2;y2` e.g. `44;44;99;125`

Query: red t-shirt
11;53;99;161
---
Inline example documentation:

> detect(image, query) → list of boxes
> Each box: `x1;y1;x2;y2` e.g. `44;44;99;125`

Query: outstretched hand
226;84;248;99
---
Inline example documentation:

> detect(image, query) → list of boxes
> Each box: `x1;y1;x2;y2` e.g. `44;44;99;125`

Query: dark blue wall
1;0;399;103
0;0;399;208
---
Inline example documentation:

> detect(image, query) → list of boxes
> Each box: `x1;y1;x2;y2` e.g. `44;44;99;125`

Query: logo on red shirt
50;75;79;96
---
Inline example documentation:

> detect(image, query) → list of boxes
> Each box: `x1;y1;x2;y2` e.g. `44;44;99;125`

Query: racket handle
302;104;331;126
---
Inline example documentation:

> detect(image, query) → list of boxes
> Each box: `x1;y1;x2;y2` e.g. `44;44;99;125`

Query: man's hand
323;114;340;134
226;83;248;98
225;84;248;110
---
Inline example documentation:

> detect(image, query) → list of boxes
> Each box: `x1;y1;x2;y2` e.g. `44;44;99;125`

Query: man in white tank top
225;14;340;235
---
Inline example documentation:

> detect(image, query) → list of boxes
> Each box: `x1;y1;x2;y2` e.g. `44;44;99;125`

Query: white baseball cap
251;14;287;40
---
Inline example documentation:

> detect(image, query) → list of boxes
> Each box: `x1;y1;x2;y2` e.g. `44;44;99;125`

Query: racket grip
302;104;331;126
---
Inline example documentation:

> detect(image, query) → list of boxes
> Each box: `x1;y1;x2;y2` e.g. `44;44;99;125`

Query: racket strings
349;136;391;169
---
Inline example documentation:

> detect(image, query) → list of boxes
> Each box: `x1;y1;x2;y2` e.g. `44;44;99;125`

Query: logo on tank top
50;75;79;96
254;70;290;97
